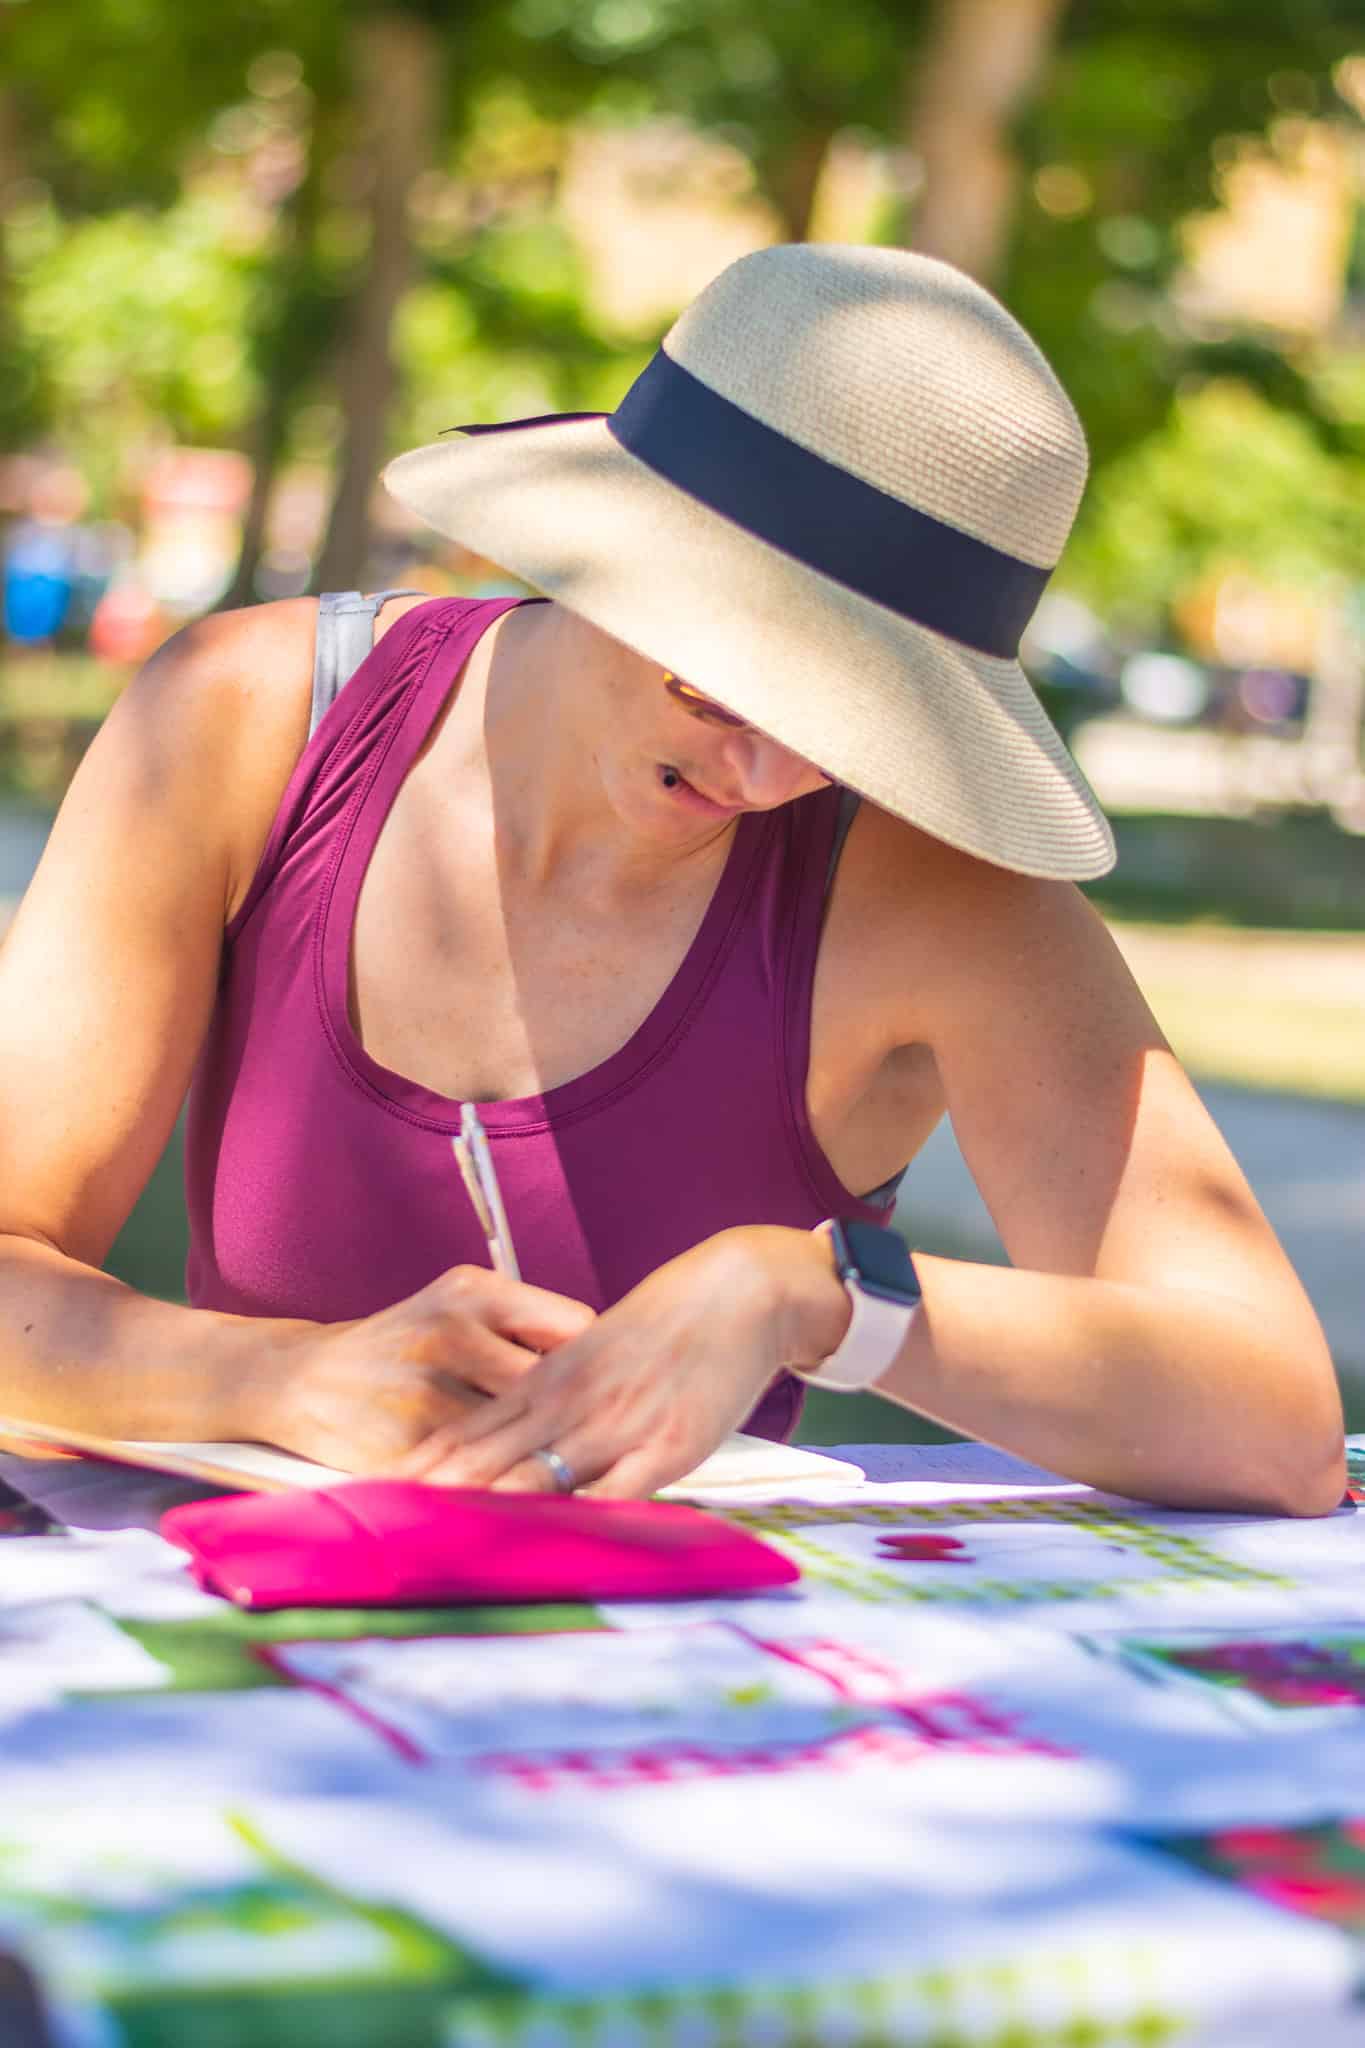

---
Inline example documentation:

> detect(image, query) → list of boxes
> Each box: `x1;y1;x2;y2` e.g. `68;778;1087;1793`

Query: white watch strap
803;1222;918;1393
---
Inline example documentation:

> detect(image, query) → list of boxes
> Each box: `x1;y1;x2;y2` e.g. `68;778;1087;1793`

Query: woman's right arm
0;603;591;1465
0;602;317;1441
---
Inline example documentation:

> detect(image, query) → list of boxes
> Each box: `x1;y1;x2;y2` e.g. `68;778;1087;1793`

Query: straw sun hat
383;242;1115;879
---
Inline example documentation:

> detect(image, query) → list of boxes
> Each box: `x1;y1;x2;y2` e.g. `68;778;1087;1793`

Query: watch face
832;1219;922;1307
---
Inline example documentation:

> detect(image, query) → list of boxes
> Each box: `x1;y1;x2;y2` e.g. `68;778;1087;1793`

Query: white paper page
838;1439;1090;1496
270;1619;850;1764
107;1430;866;1498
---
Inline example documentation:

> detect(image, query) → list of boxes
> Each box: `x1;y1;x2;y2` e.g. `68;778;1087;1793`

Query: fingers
430;1266;597;1353
401;1394;694;1503
488;1424;605;1496
397;1265;595;1403
488;1433;694;1501
430;1324;537;1399
577;1447;678;1500
408;1399;555;1490
389;1267;595;1406
385;1388;529;1480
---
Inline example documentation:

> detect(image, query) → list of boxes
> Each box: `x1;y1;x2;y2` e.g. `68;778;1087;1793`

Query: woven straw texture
384;244;1115;879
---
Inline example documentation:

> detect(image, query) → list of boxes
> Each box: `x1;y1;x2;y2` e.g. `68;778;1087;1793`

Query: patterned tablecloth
1;1437;1364;2048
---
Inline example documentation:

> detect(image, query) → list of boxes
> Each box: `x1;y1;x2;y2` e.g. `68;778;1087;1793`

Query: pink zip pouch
160;1481;801;1610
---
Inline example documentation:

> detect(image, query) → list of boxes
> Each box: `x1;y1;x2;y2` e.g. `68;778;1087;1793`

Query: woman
0;245;1343;1513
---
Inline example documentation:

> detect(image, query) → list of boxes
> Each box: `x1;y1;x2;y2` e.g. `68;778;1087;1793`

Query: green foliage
1;0;298;209
1;0;1363;613
395;217;647;445
1062;378;1365;632
9;187;259;492
504;0;913;228
1007;3;1365;468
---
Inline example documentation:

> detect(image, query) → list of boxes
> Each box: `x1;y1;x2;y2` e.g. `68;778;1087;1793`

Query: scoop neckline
318;600;766;1135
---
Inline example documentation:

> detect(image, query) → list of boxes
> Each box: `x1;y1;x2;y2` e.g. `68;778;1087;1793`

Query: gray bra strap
309;589;425;741
825;784;861;891
861;1163;907;1208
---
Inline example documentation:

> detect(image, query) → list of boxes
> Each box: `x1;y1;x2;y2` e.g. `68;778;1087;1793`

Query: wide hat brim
383;414;1115;880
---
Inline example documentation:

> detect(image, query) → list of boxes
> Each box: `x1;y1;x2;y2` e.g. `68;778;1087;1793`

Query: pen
452;1102;521;1281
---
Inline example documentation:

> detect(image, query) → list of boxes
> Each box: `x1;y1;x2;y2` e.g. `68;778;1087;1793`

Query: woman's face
588;627;830;840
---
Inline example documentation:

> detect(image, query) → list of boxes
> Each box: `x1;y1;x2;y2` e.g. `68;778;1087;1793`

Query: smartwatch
798;1218;922;1393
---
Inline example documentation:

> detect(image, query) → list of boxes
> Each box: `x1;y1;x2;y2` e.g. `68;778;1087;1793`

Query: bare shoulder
126;590;432;919
0;597;329;1257
827;797;1145;1055
113;597;321;921
131;595;318;756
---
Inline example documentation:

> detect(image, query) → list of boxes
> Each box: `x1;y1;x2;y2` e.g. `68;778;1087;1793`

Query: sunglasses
662;670;752;730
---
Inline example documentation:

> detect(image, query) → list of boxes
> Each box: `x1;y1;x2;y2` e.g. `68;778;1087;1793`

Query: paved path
0;808;54;900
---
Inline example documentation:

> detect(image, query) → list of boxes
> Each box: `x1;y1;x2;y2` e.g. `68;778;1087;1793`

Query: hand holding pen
450;1103;580;1491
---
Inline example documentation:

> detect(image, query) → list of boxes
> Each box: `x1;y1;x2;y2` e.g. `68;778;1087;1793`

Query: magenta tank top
184;596;894;1440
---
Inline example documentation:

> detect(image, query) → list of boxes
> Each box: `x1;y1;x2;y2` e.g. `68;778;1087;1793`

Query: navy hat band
607;350;1050;660
455;351;1052;659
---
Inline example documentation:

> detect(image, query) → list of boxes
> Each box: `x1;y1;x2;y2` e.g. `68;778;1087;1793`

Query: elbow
1253;1390;1347;1518
1267;1438;1348;1519
1232;1319;1348;1519
1186;1388;1346;1520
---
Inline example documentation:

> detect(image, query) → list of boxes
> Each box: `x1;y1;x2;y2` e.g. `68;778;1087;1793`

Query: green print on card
722;1500;1288;1609
1120;1630;1365;1716
1151;1820;1365;1953
80;1600;605;1696
447;1942;1182;2048
0;1810;521;2048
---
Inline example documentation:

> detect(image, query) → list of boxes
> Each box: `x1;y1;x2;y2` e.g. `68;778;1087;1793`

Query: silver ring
533;1446;576;1494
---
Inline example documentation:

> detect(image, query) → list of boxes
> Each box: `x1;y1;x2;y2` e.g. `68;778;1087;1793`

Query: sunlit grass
0;652;127;720
1110;923;1365;1107
1139;986;1365;1105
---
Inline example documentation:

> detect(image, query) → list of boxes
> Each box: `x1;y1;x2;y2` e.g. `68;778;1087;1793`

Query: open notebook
0;1417;864;1502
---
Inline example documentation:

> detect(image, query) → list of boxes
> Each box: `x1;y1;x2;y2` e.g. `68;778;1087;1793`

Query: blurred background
0;0;1361;1445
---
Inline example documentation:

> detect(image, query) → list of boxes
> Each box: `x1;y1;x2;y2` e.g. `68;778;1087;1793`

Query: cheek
738;738;829;803
771;745;831;798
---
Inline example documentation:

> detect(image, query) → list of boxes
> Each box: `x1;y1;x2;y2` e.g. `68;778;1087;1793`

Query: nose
716;730;823;807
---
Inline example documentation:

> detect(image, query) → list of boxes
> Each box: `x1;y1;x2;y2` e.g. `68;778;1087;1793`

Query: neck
462;599;735;895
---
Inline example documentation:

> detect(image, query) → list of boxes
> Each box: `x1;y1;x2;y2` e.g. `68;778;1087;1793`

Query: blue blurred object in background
3;521;75;644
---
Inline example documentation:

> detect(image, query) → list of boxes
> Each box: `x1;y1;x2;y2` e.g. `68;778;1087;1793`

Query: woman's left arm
871;868;1345;1516
402;869;1344;1514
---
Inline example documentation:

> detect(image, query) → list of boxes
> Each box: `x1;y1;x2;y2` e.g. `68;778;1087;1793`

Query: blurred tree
0;0;305;475
500;0;1360;473
1061;377;1365;635
2;0;1361;606
9;190;257;492
0;0;284;211
1006;0;1365;468
221;60;348;608
313;8;445;590
503;0;908;242
1;0;603;585
906;0;1072;280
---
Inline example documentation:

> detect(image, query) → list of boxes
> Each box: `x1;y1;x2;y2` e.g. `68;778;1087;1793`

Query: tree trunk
222;354;299;611
312;9;442;595
902;0;1070;283
221;99;337;613
773;118;838;244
